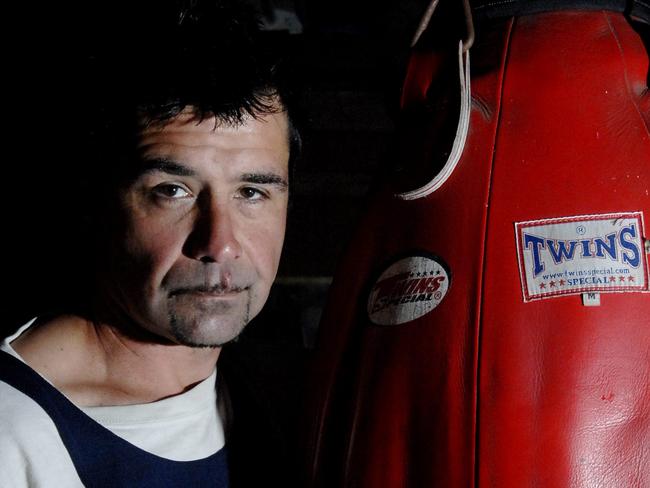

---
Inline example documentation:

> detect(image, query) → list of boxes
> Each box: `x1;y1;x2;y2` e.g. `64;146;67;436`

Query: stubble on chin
166;292;252;348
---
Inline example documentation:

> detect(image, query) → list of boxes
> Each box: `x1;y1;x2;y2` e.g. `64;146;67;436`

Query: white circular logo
367;255;450;326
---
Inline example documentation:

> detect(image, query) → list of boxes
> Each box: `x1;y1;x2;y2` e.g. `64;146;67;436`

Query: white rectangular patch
582;293;601;306
515;212;648;302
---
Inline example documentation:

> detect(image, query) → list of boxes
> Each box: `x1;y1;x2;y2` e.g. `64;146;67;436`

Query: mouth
186;290;243;299
170;286;250;299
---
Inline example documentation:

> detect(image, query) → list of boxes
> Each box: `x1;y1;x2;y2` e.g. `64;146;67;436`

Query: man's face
104;109;289;347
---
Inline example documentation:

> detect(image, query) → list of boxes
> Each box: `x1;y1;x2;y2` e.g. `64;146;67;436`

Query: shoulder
8;315;98;393
0;378;82;486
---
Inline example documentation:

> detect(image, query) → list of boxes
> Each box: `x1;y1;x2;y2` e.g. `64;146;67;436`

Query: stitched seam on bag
473;16;516;488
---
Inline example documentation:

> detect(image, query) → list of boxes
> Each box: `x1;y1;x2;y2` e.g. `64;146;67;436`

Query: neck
91;318;221;401
12;313;221;407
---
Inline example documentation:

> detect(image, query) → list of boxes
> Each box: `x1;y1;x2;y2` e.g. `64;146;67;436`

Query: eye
237;186;267;201
152;184;191;199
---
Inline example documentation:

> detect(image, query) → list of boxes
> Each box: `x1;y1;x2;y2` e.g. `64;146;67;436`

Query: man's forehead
136;109;290;149
140;105;287;132
129;109;290;183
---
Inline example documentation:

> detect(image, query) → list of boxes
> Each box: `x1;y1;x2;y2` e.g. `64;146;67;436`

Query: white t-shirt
0;319;225;487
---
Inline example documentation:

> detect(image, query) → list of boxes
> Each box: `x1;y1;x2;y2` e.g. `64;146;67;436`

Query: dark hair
84;0;300;187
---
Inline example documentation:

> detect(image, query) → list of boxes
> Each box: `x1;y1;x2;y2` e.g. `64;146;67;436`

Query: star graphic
609;276;616;282
628;276;635;282
416;272;421;277
619;276;626;282
539;282;546;289
430;271;435;276
559;279;566;286
549;281;556;287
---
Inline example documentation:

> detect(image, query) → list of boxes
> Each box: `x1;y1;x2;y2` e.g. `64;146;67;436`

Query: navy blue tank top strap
0;350;229;487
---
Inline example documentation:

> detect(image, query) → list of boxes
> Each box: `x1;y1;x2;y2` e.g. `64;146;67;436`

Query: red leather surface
306;11;649;488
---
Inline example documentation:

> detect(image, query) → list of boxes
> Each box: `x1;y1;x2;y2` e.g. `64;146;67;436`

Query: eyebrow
241;172;289;190
134;158;288;189
137;158;197;177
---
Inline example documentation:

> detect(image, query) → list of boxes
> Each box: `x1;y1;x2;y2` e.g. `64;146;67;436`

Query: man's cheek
124;219;179;260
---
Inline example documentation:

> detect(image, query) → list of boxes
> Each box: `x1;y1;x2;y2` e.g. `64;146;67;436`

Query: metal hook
411;0;440;47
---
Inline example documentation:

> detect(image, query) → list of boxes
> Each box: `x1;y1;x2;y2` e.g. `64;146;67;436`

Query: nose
183;197;242;263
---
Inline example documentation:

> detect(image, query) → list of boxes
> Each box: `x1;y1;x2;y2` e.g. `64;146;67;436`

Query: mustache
168;284;250;297
163;262;255;297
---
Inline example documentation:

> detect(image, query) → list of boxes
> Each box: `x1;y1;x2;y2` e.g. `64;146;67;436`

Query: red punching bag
306;1;649;487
